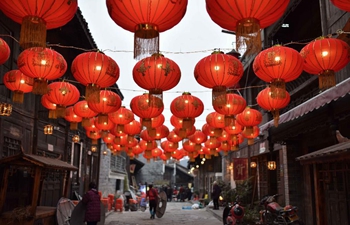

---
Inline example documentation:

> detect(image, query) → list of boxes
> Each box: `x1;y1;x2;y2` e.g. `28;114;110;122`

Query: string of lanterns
0;0;349;164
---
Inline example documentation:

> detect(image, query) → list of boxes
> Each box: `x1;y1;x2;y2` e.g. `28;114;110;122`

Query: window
110;154;126;173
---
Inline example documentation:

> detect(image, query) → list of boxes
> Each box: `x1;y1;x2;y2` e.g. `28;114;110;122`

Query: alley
105;202;222;225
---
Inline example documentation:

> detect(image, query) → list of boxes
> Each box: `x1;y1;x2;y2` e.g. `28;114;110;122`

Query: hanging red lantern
94;117;115;138
73;100;98;127
159;153;168;163
106;0;188;59
194;50;244;106
103;133;115;144
161;140;178;159
183;140;198;153
236;107;262;136
133;53;181;101
132;144;144;157
71;51;120;102
241;126;260;145
141;114;165;136
171;149;185;161
3;70;33;103
124;120;142;142
41;94;56;119
228;134;244;151
46;81;80;118
0;0;77;49
64;106;82;130
173;125;196;139
108;106;134;132
213;92;246;126
17;47;67;95
83;117;99;133
206;0;289;55
130;93;164;128
224;120;244;135
151;147;163;160
86;130;101;145
113;133;128;146
257;87;290;127
188;130;208;150
170;115;195;130
88;90;122;124
253;45;304;98
331;0;350;12
300;37;350;90
139;140;157;151
170;92;204;129
0;38;10;64
166;131;182;149
206;111;226;129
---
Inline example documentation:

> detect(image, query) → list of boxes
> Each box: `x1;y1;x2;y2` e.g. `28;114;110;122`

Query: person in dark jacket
212;181;221;210
82;182;101;225
146;184;159;219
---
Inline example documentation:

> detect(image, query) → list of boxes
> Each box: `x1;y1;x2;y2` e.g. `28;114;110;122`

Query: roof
0;151;78;171
260;77;350;132
296;141;350;164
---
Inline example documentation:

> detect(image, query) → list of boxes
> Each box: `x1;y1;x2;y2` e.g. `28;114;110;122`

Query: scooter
259;194;304;225
223;197;244;225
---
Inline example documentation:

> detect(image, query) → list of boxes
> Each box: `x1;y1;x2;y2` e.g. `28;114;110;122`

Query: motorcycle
259;194;304;225
223;197;244;225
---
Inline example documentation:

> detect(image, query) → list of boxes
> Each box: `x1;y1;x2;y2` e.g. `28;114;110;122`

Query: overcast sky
78;1;234;129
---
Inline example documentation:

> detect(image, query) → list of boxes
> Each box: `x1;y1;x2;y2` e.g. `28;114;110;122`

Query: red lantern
71;51;120;102
108;106;134;132
241;126;260;145
64;106;82;130
103;133;115;144
151;147;163;160
139;140;157;151
194;50;243;106
133;53;181;101
183;140;198;153
83;118;99;133
88;90;122;124
0;0;77;49
170;115;195;130
132;144;144;157
257;87;290;127
166;131;182;149
206;0;289;55
331;0;350;12
188;130;208;150
124;120;142;142
206;112;226;129
141;114;165;136
41;94;56;119
86;130;101;145
236;107;262;136
17;47;67;95
253;45;304;98
73;100;98;127
161;140;178;159
228;134;244;151
213;92;246;126
130;93;164;128
300;37;350;90
174;125;196;138
170;92;204;128
3;70;33;103
0;38;10;64
106;0;188;59
46;81;80;118
94;118;115;138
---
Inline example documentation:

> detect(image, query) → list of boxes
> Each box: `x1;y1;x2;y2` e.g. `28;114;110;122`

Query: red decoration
257;87;290;127
241;126;260;145
300;37;350;90
188;130;207;150
108;106;134;132
73;100;98;127
183;140;198;153
41;94;56;119
64;106;82;130
166;131;182;149
253;45;304;97
103;133;115;144
3;70;33;103
235;107;262;136
94;117;115;138
88;90;122;124
161;140;178;159
206;0;289;55
173;125;196;138
0;38;10;64
86;130;101;145
106;0;188;58
0;0;77;49
132;144;144;157
228;134;244;151
141;114;165;136
46;82;80;118
151;147;163;159
194;50;243;106
133;53;181;101
170;92;204;128
130;93;164;128
71;51;120;102
206;111;226;129
17;47;67;95
331;0;350;12
213;92;246;126
124;120;142;142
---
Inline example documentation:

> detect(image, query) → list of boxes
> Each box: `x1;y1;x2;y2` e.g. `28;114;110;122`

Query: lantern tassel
271;110;280;127
236;18;261;56
149;89;163;106
142;118;152;129
134;24;159;59
12;91;24;103
212;86;227;107
32;79;49;95
247;138;254;145
319;70;336;90
70;122;78;130
270;79;286;99
48;110;57;119
98;114;108;124
85;84;100;103
148;128;156;138
82;118;91;127
20;16;47;49
56;105;66;118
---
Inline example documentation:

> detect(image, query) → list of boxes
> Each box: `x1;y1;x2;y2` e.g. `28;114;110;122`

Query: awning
296;141;350;164
260;77;350;132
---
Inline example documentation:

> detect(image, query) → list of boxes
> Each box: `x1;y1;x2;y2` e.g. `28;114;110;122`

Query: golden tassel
178;129;186;138
200;154;204;159
149;89;163;106
248;138;254;145
173;142;179;149
56;105;66;118
85;84;100;103
101;130;108;138
245;126;253;136
48;109;57;119
12;91;24;103
32;79;49;95
231;145;239;151
214;128;223;137
114;136;121;145
82;118;91;127
319;70;335;90
270;79;286;99
148;128;156;138
205;154;211;159
224;116;235;127
20;16;46;49
182;118;193;129
70;122;78;130
145;150;152;158
271;110;280;127
117;124;124;133
236;18;261;56
134;24;159;59
142;118;152;129
165;152;171;159
92;139;97;145
212;86;227;107
98;114;108;124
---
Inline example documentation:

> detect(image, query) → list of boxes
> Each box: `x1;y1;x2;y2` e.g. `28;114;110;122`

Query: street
105;202;222;225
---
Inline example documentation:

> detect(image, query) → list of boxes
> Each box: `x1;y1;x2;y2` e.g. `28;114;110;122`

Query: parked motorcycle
259;194;304;225
223;197;244;225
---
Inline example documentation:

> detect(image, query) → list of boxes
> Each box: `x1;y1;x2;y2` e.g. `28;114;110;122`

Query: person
146;184;159;219
212;181;221;210
179;185;185;202
82;182;101;225
167;185;173;202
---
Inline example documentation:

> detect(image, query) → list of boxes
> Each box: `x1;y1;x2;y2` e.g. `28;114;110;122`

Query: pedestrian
167;185;173;202
82;182;101;225
146;184;159;219
179;185;185;202
211;181;221;210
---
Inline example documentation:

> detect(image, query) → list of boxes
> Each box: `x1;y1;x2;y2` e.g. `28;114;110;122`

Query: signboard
233;158;248;181
130;164;136;173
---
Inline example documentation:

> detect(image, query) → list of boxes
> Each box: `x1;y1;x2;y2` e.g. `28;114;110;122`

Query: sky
78;1;234;130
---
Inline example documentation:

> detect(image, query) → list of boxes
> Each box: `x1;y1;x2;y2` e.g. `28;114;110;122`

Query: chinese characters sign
233;158;248;180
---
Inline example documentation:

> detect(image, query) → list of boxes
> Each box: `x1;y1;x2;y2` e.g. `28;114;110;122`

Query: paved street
105;202;223;225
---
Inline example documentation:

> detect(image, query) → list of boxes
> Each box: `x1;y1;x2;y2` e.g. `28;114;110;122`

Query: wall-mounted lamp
267;161;276;170
91;146;97;152
250;162;257;168
44;125;53;135
201;161;204;164
72;134;80;143
103;150;108;155
0;102;12;116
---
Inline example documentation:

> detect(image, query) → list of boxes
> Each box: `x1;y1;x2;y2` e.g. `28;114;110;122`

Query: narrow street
105;202;222;225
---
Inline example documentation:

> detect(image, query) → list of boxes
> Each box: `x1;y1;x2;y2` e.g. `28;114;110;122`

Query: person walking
211;181;221;210
146;184;159;219
82;182;101;225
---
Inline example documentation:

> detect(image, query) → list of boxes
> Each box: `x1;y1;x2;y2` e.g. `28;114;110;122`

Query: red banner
233;158;248;180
